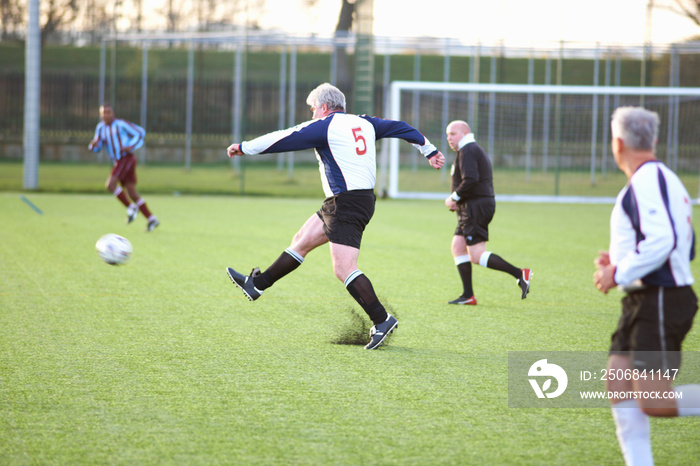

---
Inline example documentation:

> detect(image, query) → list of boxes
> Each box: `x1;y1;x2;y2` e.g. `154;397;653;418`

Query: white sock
673;384;700;416
611;400;653;466
454;254;470;265
478;251;492;268
136;198;145;207
112;185;123;196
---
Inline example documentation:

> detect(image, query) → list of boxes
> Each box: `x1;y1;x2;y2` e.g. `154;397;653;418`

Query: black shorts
609;286;697;370
316;189;375;249
454;196;495;246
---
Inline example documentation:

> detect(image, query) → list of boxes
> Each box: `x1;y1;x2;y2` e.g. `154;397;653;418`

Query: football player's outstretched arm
363;116;443;169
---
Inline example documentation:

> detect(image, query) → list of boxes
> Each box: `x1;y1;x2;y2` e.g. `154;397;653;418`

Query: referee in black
444;120;531;305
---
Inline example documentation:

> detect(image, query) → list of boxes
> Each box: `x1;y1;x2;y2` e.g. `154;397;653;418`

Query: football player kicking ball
225;82;445;350
88;103;159;232
594;107;700;466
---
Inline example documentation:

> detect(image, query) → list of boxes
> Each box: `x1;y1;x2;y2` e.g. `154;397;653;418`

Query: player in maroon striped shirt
89;103;159;232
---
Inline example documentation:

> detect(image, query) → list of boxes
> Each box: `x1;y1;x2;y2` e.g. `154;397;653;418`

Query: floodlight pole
23;0;40;190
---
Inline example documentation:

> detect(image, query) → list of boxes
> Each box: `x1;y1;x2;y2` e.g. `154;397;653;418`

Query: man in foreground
593;106;699;465
225;83;445;349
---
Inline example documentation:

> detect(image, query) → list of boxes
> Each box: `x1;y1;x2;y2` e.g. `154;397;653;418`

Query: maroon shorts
111;154;137;185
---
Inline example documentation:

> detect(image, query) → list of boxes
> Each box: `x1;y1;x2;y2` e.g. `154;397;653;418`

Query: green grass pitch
1;192;699;464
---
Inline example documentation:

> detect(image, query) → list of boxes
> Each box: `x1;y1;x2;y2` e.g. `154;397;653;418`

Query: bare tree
336;0;355;33
163;0;183;32
134;0;142;32
672;0;700;25
0;0;23;41
160;0;260;33
2;0;81;43
88;0;111;38
41;0;80;43
333;0;356;88
658;0;700;27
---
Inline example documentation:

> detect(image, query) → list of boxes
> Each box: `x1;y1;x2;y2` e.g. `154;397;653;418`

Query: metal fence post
590;43;600;185
230;41;243;171
140;43;148;164
525;49;534;181
185;40;194;170
278;47;287;171
287;44;297;179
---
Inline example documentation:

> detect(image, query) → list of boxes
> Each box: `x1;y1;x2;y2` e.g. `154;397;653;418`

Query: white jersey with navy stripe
90;119;146;163
241;112;438;197
609;160;695;288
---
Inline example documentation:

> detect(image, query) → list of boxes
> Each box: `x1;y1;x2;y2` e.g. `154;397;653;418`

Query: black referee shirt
451;139;495;200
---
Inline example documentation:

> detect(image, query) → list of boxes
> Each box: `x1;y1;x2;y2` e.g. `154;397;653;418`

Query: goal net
383;81;700;201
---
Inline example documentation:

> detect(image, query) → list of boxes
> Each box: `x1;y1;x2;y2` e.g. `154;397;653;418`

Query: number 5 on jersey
352;127;367;155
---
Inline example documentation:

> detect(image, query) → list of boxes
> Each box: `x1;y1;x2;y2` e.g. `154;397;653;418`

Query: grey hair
306;83;346;112
610;106;659;151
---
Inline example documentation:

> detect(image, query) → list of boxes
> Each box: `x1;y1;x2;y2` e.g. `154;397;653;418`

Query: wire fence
1;32;699;192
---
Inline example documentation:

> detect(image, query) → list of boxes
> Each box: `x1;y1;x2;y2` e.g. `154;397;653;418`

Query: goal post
387;81;700;201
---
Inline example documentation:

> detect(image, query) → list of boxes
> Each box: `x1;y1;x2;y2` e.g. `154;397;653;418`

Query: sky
257;0;700;47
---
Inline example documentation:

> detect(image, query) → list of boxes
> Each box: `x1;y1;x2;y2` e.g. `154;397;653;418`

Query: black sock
457;262;474;297
253;248;304;290
345;272;388;325
485;253;520;279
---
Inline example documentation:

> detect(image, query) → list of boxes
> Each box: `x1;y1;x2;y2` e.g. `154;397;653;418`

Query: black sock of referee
344;270;388;325
253;248;304;290
457;261;474;297
481;252;520;279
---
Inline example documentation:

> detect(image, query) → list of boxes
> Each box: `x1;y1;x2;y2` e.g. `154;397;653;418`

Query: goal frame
387;81;700;201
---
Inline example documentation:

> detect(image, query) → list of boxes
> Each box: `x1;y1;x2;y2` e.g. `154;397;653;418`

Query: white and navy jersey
90;119;146;163
609;160;695;288
241;112;438;197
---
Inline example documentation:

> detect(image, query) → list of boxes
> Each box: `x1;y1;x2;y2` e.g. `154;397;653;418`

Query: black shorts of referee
609;285;698;371
316;189;376;249
454;196;495;246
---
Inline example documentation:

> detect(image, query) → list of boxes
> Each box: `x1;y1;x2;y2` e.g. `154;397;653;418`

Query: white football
96;233;133;265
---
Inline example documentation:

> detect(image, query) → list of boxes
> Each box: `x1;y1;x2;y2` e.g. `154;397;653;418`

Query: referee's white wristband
450;192;461;202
